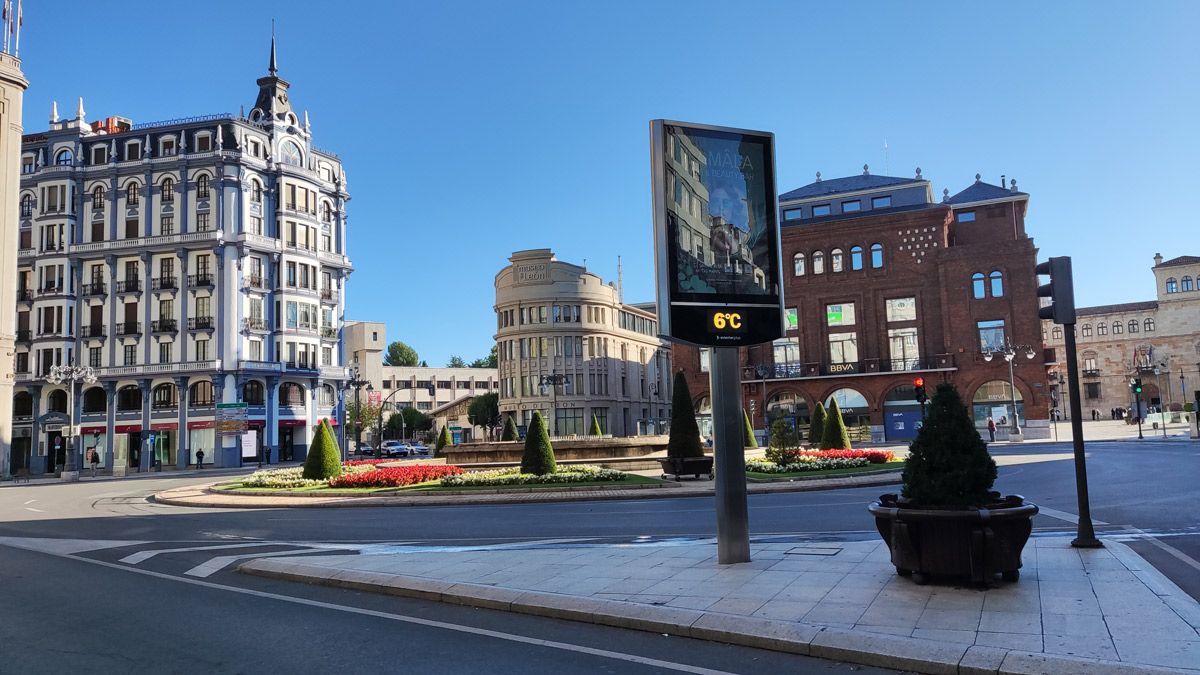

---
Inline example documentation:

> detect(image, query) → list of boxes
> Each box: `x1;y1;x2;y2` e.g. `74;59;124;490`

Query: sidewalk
0;463;296;488
241;535;1200;674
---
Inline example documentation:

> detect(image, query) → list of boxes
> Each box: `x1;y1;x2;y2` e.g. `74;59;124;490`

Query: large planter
868;493;1037;585
658;456;714;481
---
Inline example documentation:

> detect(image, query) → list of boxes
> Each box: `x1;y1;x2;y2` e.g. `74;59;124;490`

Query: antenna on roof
883;139;889;176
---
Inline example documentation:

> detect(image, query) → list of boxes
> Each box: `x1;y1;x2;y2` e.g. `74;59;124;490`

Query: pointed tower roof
250;25;293;122
269;20;278;76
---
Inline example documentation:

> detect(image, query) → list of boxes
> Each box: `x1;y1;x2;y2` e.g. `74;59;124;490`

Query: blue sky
19;1;1199;366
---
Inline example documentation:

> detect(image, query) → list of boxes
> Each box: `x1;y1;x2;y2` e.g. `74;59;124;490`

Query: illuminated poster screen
651;120;784;347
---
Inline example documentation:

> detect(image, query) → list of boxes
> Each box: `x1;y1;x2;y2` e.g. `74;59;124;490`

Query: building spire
268;19;278;76
49;99;58;123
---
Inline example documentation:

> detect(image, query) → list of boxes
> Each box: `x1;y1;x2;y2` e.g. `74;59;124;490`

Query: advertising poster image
663;125;777;299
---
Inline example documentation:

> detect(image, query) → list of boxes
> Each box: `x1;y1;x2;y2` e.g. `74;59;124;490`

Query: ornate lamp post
346;364;369;457
539;373;568;436
45;362;98;481
983;339;1036;435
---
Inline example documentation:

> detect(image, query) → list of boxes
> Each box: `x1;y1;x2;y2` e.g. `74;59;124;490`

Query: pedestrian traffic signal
1132;378;1143;394
1036;256;1076;325
913;377;927;404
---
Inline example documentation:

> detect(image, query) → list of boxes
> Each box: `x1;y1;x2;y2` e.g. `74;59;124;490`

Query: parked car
380;441;410;458
408;443;430;455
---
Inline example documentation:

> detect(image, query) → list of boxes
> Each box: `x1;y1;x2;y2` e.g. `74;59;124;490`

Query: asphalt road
0;438;1195;673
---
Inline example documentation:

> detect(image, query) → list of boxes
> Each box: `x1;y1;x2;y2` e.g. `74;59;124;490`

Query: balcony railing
188;273;214;287
81;282;106;296
151;277;178;291
247;274;265;289
98;359;220;377
151;319;178;333
68;229;221;255
38;285;65;296
285;361;318;371
116;280;141;293
1082;368;1101;377
189;316;215;330
117;321;142;336
743;355;956;381
239;360;282;372
320;289;338;303
81;325;106;338
243;317;268;331
16;289;32;301
320;326;338;339
15;329;31;342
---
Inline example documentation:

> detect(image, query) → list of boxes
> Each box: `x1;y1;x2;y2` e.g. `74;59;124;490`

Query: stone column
175;376;189;469
0;54;29;479
265;376;279;464
139;378;151;472
28;385;41;474
103;381;115;469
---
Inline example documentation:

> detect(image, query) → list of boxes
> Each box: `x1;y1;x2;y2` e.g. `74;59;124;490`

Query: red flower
328;465;464;488
797;449;895;464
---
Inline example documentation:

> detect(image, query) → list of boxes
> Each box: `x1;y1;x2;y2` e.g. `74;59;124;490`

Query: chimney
1153;253;1164;266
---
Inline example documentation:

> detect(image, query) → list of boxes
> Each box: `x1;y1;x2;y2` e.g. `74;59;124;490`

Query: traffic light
1132;378;1143;395
1036;256;1076;325
913;377;927;404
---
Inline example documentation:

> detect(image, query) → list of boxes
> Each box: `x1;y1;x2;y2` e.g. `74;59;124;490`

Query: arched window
117;385;141;411
55;149;73;165
870;243;884;269
251;181;263;204
1144;318;1155;332
1097;323;1108;336
1166;278;1178;293
82;387;107;413
1128;319;1139;334
161;178;174;203
989;270;1004;297
281;382;305;406
830;248;844;273
766;392;810;427
196;174;210;198
812;251;825;274
47;390;68;413
1183;276;1194;292
972;272;986;299
20;194;32;217
320;385;336;407
126;182;140;205
281;142;303;167
792;253;805;276
242;380;265;405
1112;321;1123;335
1052;326;1063;340
14;392;32;417
321;201;333;223
850;246;863;271
1081;324;1092;337
189;381;214;407
152;383;177;409
91;186;104;209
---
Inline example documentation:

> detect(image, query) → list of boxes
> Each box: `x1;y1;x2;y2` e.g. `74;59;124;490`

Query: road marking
1037;506;1109;526
0;536;149;555
121;542;288;565
31;548;741;675
1123;526;1200;573
184;549;327;578
24;507;44;513
23;499;36;505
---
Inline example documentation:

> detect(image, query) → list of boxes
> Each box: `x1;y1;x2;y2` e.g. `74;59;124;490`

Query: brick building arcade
674;168;1051;443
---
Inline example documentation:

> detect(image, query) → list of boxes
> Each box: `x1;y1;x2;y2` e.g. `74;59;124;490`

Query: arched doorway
883;384;922;442
825;388;871;432
972;380;1023;427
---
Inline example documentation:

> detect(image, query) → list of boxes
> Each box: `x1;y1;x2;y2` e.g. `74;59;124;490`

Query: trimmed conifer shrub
765;418;801;464
302;418;342;480
501;416;518;441
521;411;557;475
820;398;852;450
435;425;452;456
808;403;827;447
901;383;997;507
590;414;603;437
667;371;703;459
743;409;757;448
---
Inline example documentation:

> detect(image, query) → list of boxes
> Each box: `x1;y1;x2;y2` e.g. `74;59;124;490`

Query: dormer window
195;133;212;153
54;149;73;165
783;208;803;220
160;137;177;157
842;200;861;213
91;146;107;165
872;195;892;208
21;155;34;173
957;211;976;222
812;204;831;217
247;138;263;159
126;141;141;161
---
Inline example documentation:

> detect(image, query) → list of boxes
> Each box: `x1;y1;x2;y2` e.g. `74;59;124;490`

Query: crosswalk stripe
120;542;282;565
184;549;323;578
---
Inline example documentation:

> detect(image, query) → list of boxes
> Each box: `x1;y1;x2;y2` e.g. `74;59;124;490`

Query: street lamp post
748;399;756;442
346;364;369;457
983;339;1036;437
539;373;568;437
45;362;98;482
1154;366;1168;438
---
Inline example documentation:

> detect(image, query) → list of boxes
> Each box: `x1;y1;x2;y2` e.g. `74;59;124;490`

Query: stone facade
1043;254;1200;417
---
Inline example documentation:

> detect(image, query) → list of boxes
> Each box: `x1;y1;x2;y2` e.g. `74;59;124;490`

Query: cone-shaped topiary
590;414;603;437
902;383;997;507
501;416;518;441
820;398;852;450
667;371;704;459
521;411;557;475
743;409;757;448
808;403;826;447
768;417;798;450
302;418;342;480
435;425;452;456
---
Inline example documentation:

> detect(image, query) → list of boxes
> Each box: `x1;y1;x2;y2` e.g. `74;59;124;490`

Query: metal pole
1157;370;1167;438
1063;324;1101;548
1008;354;1019;432
1136;390;1144;440
354;385;362;456
710;347;750;564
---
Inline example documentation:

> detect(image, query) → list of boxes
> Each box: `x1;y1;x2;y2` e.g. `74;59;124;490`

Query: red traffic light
913;377;925;387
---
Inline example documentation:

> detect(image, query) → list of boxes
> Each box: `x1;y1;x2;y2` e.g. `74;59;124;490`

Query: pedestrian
89;448;99;478
986;416;996;442
196;449;205;469
1091;409;1097;421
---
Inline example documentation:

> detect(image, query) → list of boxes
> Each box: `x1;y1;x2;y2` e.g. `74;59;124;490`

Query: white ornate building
9;39;351;476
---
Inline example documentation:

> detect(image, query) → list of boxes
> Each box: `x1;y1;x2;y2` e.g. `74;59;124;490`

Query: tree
447;355;466;368
467;393;501;439
666;371;703;459
345;398;383;443
384;341;419;367
469;346;498;369
902;383;997;507
302;419;342;480
521;411;557;475
435;425;452;456
398;406;433;433
501;415;518;441
808;403;827;447
766;418;800;465
820;398;852;450
743;409;757;448
590;414;603;437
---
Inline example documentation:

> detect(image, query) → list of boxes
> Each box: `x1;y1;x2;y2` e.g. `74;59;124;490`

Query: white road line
120;542;287;565
23;499;36;505
24;507;44;513
52;550;737;675
184;549;326;578
1123;526;1200;573
1037;506;1109;526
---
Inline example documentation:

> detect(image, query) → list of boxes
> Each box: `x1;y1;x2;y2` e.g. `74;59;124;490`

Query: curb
153;471;903;509
237;558;1188;675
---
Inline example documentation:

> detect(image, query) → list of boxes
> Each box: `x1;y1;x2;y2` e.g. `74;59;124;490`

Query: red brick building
673;168;1051;443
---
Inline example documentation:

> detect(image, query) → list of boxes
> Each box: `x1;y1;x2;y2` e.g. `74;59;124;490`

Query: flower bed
327;465;464;488
800;449;895;464
441;465;624;487
343;459;392;467
240;463;380;488
746;456;871;474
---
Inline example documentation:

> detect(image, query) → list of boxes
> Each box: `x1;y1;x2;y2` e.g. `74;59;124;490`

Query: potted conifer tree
659;372;713;480
868;384;1038;585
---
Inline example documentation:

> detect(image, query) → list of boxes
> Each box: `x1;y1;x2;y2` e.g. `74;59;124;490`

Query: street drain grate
784;547;842;556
